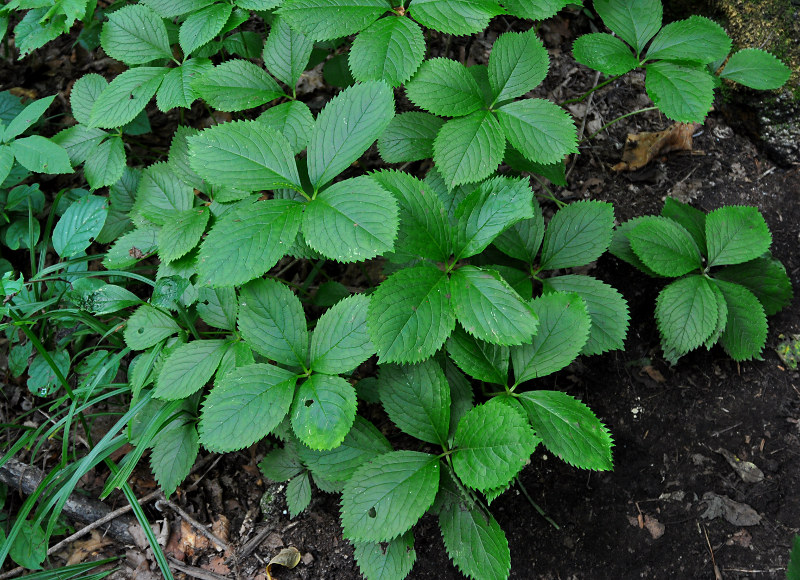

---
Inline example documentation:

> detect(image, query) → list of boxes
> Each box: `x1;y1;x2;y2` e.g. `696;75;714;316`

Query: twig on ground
167;556;231;580
156;498;232;555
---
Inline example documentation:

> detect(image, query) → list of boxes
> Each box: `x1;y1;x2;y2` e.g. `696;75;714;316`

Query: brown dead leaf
8;87;37;99
267;546;301;580
612;123;700;172
165;523;185;562
641;365;666;383
180;519;210;556
643;515;665;540
211;514;231;551
65;530;114;565
205;556;231;575
726;529;753;548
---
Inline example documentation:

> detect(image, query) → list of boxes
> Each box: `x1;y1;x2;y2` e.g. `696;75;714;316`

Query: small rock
301;552;314;565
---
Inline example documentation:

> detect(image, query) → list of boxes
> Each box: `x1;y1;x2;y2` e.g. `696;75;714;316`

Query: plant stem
581;106;659;143
515;476;560;530
560;73;624;106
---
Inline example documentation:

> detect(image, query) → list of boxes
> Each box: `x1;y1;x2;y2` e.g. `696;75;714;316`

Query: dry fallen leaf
65;530;114;565
715;448;765;483
701;492;761;526
612;123;700;172
267;546;302;580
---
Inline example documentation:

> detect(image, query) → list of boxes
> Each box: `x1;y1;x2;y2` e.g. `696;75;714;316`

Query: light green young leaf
263;17;314;88
341;451;440;542
572;32;638;75
655;275;718;359
379;360;451;446
291;374;357;450
434;110;505;190
238;278;308;367
70;74;107;126
52;194;108;258
354;531;416;580
719;48;791;90
193;60;284;112
502;0;572;20
705;205;771;267
714;279;768;361
10;136;72;174
286;472;312;518
100;5;172;65
150;411;199;497
645;61;714;123
179;3;231;57
84;135;125;190
350;16;425;86
132;162;193;226
88;67;169;128
405;58;484;117
368;264;455;364
452;398;535;491
124;304;180;350
154;340;227;400
409;0;504;36
496;98;578;165
511;291;590;384
103;225;160;269
310;294;374;374
715;257;792;316
661;197;706;254
277;0;390;40
0;146;13;184
377;111;445;163
50;125;106;167
439;500;509;580
2;95;55;142
302;175;399;262
158;207;209;263
156;58;214;112
307;81;394;190
628;216;701;277
488;28;548;101
518;390;613;470
447;326;509;385
256;101;315;155
593;0;661;55
539;200;614;270
199;364;298;452
645;16;730;64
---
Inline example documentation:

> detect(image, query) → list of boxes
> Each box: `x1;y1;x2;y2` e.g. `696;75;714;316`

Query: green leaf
140;0;216;19
286;472;312;517
502;0;572;20
645;16;731;64
307;81;394;190
0;145;13;185
277;0;389;40
70;74;107;126
179;3;231;57
354;531;416;580
370;169;451;262
714;279;768;361
193;60;284;112
627;216;702;277
341;451;440;542
539;200;614;270
572;32;638;75
655;275;718;358
368;264;455;364
645;61;714;123
309;294;374;374
719;48;791;90
291;374;357;450
158;206;209;263
52;194;108;258
518;390;613;470
8;520;47;569
263;17;314;88
84;135;125;190
453;398;535;491
609;217;662;277
593;0;661;55
511;291;591;383
124;304;180;350
100;5;172;65
405;58;484;117
661;197;706;253
222;30;263;59
714;257;792;316
409;0;503;36
88;67;168;128
787;535;800;580
703;281;728;351
377;111;445;163
238;278;308;366
434;110;505;190
302;175;399;262
199;364;298;452
488;28;548;101
50;126;105;167
259;442;304;482
197;287;238;330
496;98;578;165
10;136;72;174
439;501;509;580
76;283;140;315
2;95;55;142
256;101;315;155
705;205;771;267
379;360;451;446
131;162;193;226
447;326;509;384
27;350;70;397
156;58;214;111
103;225;160;269
542;275;629;356
154;340;227;400
451;266;538;346
350;16;424;86
150;413;199;496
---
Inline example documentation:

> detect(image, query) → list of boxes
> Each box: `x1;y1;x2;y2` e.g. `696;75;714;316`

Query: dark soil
1;5;798;580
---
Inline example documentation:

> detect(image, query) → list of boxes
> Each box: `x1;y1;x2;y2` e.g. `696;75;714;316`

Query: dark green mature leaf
6;520;47;569
310;294;374;374
341;451;440;542
609;217;662;277
434;110;506;190
84;135;125;189
100;4;172;65
3;95;55;142
156;58;214;112
286;471;312;517
378;111;445;163
488;28;548;101
451;266;538;346
539;200;614;270
502;0;571;20
655;275;718;358
354;531;416;580
453;398;535;491
702;281;728;351
715;257;792;316
158;207;209;263
705;205;771;267
141;0;215;18
628;216;701;277
124;304;180;350
593;0;661;55
103;225;160;269
350;16;425;86
10;137;72;174
196;199;303;287
572;33;638;75
518;390;613;470
238;278;308;366
719;48;791;90
193;60;284;112
368;264;455;364
714;279;768;361
132;162;193;226
27;350;70;397
89;67;168;128
154;340;227;399
307;81;394;190
645;16;730;64
409;0;504;36
511;291;590;384
188;120;301;192
263;17;314;88
302;175;399;262
199;364;297;451
492;200;545;263
150;411;198;496
496;98;578;165
645;61;714;123
197;287;237;330
277;0;390;40
291;374;357;450
787;535;800;580
661;197;706;254
50;126;104;167
52;194;108;258
257;101;315;155
260;441;304;482
0;146;14;184
379;360;451;446
447;326;509;385
179;3;231;57
439;500;509;580
405;58;484;117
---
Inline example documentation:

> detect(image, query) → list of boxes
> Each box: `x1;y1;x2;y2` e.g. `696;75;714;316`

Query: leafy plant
610;198;792;363
789;535;800;580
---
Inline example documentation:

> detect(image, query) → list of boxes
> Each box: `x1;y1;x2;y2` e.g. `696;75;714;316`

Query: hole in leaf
137;328;144;334
304;399;314;407
368;507;376;518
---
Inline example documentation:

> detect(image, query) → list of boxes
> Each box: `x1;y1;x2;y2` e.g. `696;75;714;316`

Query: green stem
515;476;560;529
560;73;624;106
581;106;659;143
